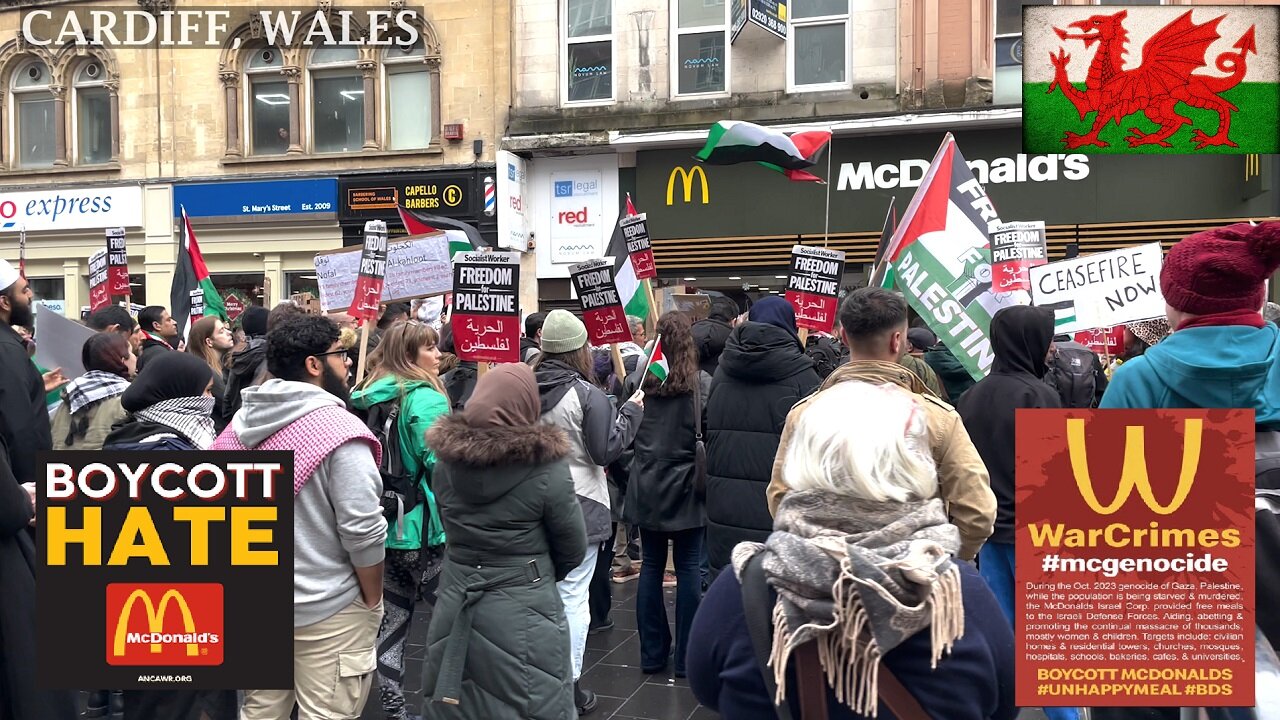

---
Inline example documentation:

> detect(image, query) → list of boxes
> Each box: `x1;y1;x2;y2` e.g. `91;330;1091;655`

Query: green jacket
350;376;450;550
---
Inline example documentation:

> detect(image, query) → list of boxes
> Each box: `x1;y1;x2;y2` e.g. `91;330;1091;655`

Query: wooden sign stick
611;343;626;385
354;321;372;387
642;278;659;335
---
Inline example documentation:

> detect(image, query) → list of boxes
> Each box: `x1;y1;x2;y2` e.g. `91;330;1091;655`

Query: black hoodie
220;335;267;426
956;305;1061;545
704;322;821;569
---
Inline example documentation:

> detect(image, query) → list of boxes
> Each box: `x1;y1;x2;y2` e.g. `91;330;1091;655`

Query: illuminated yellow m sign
1066;418;1201;515
113;589;199;657
667;166;709;205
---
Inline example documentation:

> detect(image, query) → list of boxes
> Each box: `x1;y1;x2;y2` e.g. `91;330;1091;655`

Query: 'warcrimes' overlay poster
1016;410;1255;706
38;452;294;690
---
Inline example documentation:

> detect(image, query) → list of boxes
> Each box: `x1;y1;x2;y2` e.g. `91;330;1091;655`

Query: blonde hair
783;381;937;503
359;319;446;397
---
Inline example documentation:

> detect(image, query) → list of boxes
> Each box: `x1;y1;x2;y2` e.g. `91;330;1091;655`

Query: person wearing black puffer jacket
705;297;819;573
221;305;269;424
692;297;739;377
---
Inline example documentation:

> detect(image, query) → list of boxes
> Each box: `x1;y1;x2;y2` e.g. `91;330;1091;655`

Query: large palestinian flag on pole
695;121;831;180
605;196;652;323
398;207;487;257
873;134;1030;381
1022;5;1278;154
172;207;226;343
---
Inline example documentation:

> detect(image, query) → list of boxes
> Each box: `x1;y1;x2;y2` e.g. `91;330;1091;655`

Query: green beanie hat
539;309;589;354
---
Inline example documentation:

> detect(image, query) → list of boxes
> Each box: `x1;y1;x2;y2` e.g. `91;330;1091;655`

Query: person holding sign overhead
533;309;644;714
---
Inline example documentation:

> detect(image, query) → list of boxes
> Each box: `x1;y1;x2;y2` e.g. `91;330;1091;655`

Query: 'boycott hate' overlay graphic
1015;410;1255;707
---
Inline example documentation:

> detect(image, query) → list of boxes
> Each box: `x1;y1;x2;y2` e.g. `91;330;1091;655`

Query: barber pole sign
88;249;110;312
106;227;130;296
785;245;844;334
347;220;389;322
484;176;496;216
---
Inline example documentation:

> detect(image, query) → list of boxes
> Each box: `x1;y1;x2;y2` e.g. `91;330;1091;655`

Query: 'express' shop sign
0;186;144;232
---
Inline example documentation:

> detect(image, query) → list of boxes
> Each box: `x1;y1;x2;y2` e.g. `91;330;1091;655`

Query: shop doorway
209;274;266;309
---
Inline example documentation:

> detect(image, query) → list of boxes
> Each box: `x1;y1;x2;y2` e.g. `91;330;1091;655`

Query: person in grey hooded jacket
533;309;643;713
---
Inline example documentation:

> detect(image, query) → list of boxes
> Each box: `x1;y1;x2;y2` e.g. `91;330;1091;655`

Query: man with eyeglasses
214;314;388;720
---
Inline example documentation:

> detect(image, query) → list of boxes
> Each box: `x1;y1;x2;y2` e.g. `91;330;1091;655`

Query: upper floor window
73;61;111;165
788;0;851;92
245;47;289;156
309;45;364;154
564;0;613;104
994;0;1054;105
384;41;432;150
673;0;729;97
12;60;54;168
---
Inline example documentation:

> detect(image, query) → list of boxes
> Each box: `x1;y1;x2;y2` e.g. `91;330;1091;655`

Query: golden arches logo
666;166;709;205
113;589;199;657
1066;418;1201;515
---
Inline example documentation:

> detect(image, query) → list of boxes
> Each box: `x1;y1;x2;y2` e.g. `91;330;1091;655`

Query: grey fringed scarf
731;490;965;717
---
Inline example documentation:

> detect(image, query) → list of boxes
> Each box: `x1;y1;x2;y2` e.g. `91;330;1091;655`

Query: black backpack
804;336;844;380
1044;345;1098;408
355;399;423;542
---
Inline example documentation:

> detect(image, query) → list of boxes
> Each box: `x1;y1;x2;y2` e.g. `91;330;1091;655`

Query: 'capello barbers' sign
0;185;144;231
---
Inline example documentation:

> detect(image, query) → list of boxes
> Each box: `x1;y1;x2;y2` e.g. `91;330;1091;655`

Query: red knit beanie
1160;221;1280;315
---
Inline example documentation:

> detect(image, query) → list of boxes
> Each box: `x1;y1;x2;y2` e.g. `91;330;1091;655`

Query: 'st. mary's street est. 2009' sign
37;452;294;690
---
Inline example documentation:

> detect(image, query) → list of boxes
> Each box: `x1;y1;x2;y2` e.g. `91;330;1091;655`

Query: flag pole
823;139;833;248
610;343;626;386
354;319;372;386
642;278;658;335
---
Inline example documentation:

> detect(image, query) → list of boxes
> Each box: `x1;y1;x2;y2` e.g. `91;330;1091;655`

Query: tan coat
765;360;996;560
50;396;127;451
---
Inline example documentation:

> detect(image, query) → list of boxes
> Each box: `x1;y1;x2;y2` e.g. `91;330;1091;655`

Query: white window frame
70;60;109;166
242;46;289;157
10;59;55;169
382;41;433;151
306;46;364;155
786;1;853;94
670;0;731;100
993;0;1060;107
561;0;616;107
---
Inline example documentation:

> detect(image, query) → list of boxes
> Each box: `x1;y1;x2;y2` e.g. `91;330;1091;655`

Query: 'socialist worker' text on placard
1015;410;1255;707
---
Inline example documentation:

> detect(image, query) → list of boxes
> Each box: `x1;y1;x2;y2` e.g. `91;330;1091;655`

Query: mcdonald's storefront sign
666;166;709;206
107;584;223;666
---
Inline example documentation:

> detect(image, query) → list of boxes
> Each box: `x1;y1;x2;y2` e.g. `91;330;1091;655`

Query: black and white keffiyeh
63;371;131;415
134;397;216;449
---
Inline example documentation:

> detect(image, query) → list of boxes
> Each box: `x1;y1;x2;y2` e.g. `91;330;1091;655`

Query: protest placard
620;214;657;280
314;232;453;313
347;221;389;322
1031;243;1165;334
88;249;110;312
451;251;521;363
37;451;294;690
785;245;844;333
1016;409;1254;707
569;258;633;346
106;227;130;296
991;221;1047;293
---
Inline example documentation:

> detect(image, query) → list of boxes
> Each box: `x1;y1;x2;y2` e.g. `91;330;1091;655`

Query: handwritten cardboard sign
451;251;521;364
314;232;452;313
785;245;844;334
620;214;657;280
1031;243;1165;334
569;259;633;346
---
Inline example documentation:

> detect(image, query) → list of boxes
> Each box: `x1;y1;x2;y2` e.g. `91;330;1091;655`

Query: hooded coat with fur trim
421;414;587;720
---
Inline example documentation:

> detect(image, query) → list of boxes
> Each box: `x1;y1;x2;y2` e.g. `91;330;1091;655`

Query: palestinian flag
397;207;487;258
1022;5;1277;154
605;195;652;322
756;130;834;183
172;207;226;343
695;121;828;172
871;133;1031;381
645;335;668;383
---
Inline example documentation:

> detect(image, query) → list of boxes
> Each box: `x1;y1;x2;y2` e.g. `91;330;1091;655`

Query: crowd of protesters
0;219;1277;720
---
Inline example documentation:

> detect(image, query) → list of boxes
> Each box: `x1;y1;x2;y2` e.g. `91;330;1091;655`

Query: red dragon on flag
1045;9;1257;150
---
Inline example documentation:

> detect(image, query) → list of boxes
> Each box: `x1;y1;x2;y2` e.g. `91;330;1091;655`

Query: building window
384;41;432;150
564;0;613;104
245;47;290;156
994;0;1054;105
673;0;728;97
72;61;111;165
11;60;54;169
308;45;364;154
788;0;851;91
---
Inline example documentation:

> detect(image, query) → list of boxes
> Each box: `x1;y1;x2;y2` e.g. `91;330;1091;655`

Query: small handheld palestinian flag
644;335;668;384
